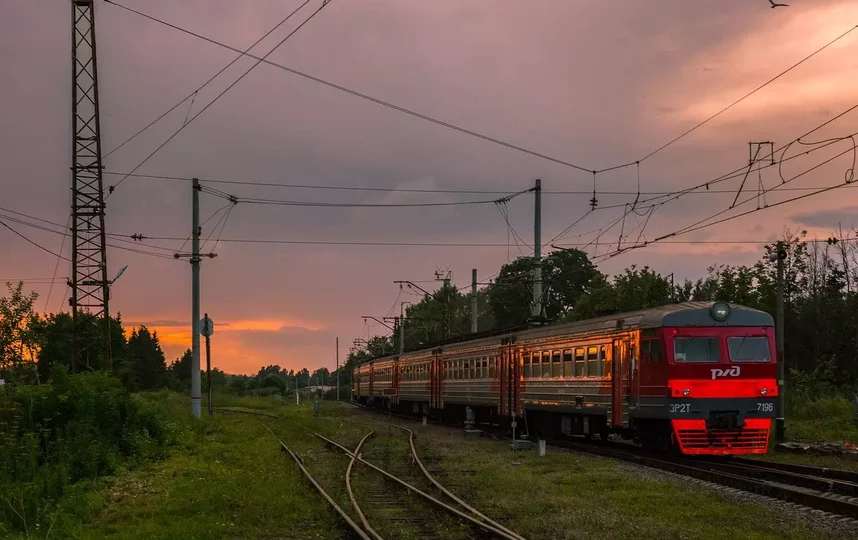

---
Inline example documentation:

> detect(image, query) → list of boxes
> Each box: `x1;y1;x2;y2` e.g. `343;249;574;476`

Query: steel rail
554;439;858;519
315;431;521;540
257;422;372;540
390;423;527;540
693;459;858;497
725;456;858;484
346;431;384;540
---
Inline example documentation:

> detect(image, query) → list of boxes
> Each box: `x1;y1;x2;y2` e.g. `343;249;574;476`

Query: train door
500;347;509;416
430;352;442;409
611;338;630;426
629;338;639;411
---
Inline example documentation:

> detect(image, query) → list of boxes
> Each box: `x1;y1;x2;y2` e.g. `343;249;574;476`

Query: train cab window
728;337;771;362
674;337;720;363
563;350;572;377
552;351;562;377
587;347;599;376
542;352;551;378
575;348;585;377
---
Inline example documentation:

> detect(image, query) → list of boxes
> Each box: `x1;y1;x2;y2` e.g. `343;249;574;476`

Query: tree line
342;228;858;399
2;226;856;399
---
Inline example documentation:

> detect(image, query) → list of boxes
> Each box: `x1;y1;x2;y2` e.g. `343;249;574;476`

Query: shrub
0;366;181;534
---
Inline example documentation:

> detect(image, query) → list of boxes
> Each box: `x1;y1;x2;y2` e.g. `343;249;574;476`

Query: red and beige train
352;301;778;456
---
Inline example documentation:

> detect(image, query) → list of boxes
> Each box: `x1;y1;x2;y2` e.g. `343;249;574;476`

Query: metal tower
70;0;111;371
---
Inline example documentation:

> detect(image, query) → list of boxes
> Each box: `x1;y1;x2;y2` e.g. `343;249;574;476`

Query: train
351;301;777;456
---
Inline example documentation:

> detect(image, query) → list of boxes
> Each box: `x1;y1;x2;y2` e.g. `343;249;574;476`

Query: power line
594;23;858;173
0;219;70;261
103;0;313;160
197;184;529;208
105;0;332;196
101;170;858;195
551;105;858;244
44;214;72;313
104;0;593;174
592;143;858;261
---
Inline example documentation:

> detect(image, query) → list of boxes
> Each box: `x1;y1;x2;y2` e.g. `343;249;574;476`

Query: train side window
524;353;532;378
587;347;599;376
489;357;496;378
552;351;561;377
531;353;540;379
542;351;551;378
563;350;572;377
651;342;662;362
482;357;489;379
575;348;585;377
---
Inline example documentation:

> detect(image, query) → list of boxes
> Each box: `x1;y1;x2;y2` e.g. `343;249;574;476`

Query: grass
336;405;852;540
784;396;858;445
7;394;342;539
16;394;857;539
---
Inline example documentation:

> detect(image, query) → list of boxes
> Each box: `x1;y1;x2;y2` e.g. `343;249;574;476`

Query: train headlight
760;387;768;395
710;301;730;322
683;388;691;396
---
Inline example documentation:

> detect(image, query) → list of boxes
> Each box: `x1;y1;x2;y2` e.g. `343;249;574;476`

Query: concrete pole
399;304;406;354
336;337;340;401
775;241;786;442
532;179;542;320
191;178;201;418
471;268;478;333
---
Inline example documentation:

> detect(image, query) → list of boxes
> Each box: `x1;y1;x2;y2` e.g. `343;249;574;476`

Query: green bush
0;366;183;535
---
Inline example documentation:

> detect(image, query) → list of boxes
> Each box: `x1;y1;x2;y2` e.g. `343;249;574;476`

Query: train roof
354;301;773;368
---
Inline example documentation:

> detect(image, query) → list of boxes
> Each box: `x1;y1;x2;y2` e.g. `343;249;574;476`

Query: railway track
344;401;858;523
216;406;526;539
550;439;858;521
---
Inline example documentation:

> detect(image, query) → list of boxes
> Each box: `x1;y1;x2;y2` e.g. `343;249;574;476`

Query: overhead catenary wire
0;219;70;261
592;141;858;262
103;0;314;159
105;0;593;174
551;106;858;244
44;214;72;313
100;170;858;196
593;22;858;173
105;0;332;197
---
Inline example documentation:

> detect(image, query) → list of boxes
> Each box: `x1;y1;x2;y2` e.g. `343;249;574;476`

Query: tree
0;281;40;384
570;265;672;320
127;325;168;390
170;349;192;383
487;249;602;327
311;367;331;386
35;310;127;381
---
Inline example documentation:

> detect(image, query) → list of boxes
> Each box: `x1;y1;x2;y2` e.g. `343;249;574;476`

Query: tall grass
0;367;193;536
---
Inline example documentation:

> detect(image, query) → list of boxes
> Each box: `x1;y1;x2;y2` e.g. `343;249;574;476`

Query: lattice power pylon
70;0;111;371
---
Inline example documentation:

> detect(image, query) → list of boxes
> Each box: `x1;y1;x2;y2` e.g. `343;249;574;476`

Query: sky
2;0;858;375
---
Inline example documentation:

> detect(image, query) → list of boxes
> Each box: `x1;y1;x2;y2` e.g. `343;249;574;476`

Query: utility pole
471;268;478;333
769;242;787;442
336;337;339;401
70;0;111;372
174;179;216;418
532;179;543;320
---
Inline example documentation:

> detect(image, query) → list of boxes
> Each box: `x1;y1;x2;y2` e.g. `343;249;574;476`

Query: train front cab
640;302;777;455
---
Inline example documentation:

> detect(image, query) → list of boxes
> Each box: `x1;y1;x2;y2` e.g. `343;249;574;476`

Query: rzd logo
710;366;740;380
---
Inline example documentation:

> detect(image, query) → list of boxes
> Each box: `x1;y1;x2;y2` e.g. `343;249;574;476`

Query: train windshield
727;336;771;363
673;337;719;363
